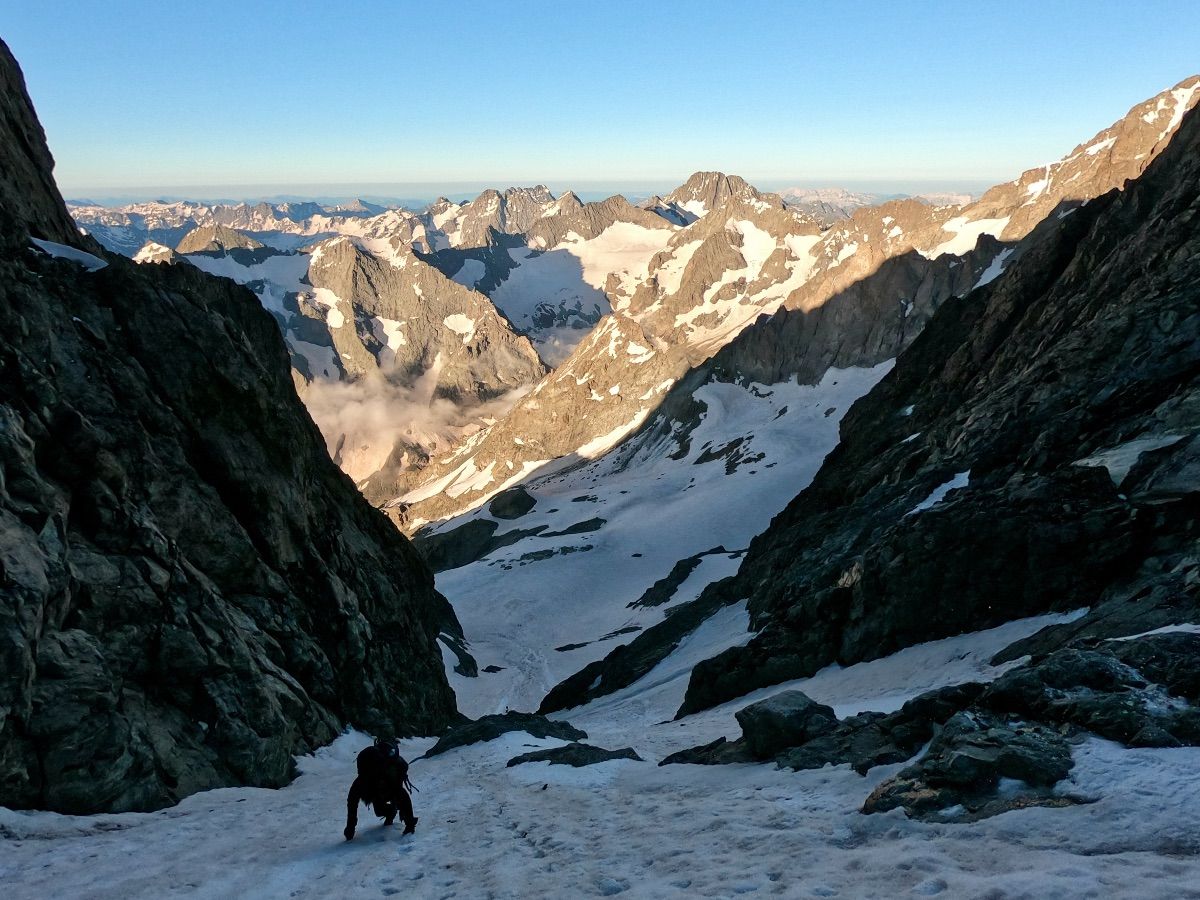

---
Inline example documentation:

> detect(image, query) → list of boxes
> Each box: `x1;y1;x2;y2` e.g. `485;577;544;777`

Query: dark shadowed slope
680;105;1200;716
0;40;460;814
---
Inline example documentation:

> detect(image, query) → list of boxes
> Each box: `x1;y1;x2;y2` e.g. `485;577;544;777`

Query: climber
344;736;418;840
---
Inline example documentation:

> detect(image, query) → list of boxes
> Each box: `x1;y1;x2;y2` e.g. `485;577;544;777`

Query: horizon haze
3;0;1198;198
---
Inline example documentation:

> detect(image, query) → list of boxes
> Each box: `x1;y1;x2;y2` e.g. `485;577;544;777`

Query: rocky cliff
0;41;461;814
678;102;1200;716
0;42;87;248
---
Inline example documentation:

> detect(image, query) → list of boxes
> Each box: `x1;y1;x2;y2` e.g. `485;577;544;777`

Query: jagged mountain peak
504;184;555;203
175;223;266;254
653;171;777;225
672;170;754;194
132;240;180;264
964;73;1200;239
330;198;386;215
524;192;674;249
556;189;583;208
666;171;759;207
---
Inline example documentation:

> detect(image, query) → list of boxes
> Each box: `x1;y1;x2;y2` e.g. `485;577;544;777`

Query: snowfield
434;362;896;717
4;615;1200;899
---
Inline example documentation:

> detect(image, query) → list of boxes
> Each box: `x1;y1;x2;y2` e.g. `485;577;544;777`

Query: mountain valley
3;24;1200;898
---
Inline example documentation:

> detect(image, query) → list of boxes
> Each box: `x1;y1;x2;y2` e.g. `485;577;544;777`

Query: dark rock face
538;581;738;715
734;691;838;759
413;518;549;573
0;41;459;814
506;743;642;768
421;712;586;759
628;548;729;610
704;238;1005;389
862;713;1076;821
489;487;536;520
679;105;1200;718
0;42;83;247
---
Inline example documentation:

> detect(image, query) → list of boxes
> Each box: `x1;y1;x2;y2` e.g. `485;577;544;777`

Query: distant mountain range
66;75;1200;536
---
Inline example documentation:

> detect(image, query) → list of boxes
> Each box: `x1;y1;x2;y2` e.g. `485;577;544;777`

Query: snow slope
5;615;1200;899
433;362;895;717
490;223;674;365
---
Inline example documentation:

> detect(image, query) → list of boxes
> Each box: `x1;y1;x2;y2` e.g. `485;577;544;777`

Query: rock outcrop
421;712;586;759
175;223;266;255
302;236;546;403
861;713;1077;821
0;40;460;814
506;743;641;768
733;690;840;759
666;635;1200;820
132;241;181;265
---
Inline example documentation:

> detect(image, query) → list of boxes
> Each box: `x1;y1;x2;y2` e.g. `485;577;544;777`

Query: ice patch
973;248;1015;290
654;239;703;296
311;287;345;329
625;341;654;363
745;608;1089;718
1108;623;1200;642
451;258;487;289
1083;136;1116;157
443;313;477;343
30;238;107;272
923;216;1011;259
907;471;970;516
1074;434;1185;484
1158;82;1200;145
577;410;651;458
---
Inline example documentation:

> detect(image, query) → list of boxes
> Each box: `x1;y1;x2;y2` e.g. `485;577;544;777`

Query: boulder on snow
489;487;536;520
661;682;983;771
422;712;586;758
980;637;1200;747
735;691;839;759
659;737;756;766
777;682;986;774
862;711;1076;821
506;743;642;768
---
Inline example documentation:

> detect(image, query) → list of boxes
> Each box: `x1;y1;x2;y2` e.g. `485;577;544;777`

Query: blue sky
3;0;1198;199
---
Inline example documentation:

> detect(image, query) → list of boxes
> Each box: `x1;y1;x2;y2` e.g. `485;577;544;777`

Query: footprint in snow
912;878;948;895
595;876;629;895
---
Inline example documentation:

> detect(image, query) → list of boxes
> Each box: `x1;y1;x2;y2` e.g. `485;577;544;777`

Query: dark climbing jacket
356;741;412;802
344;740;416;840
